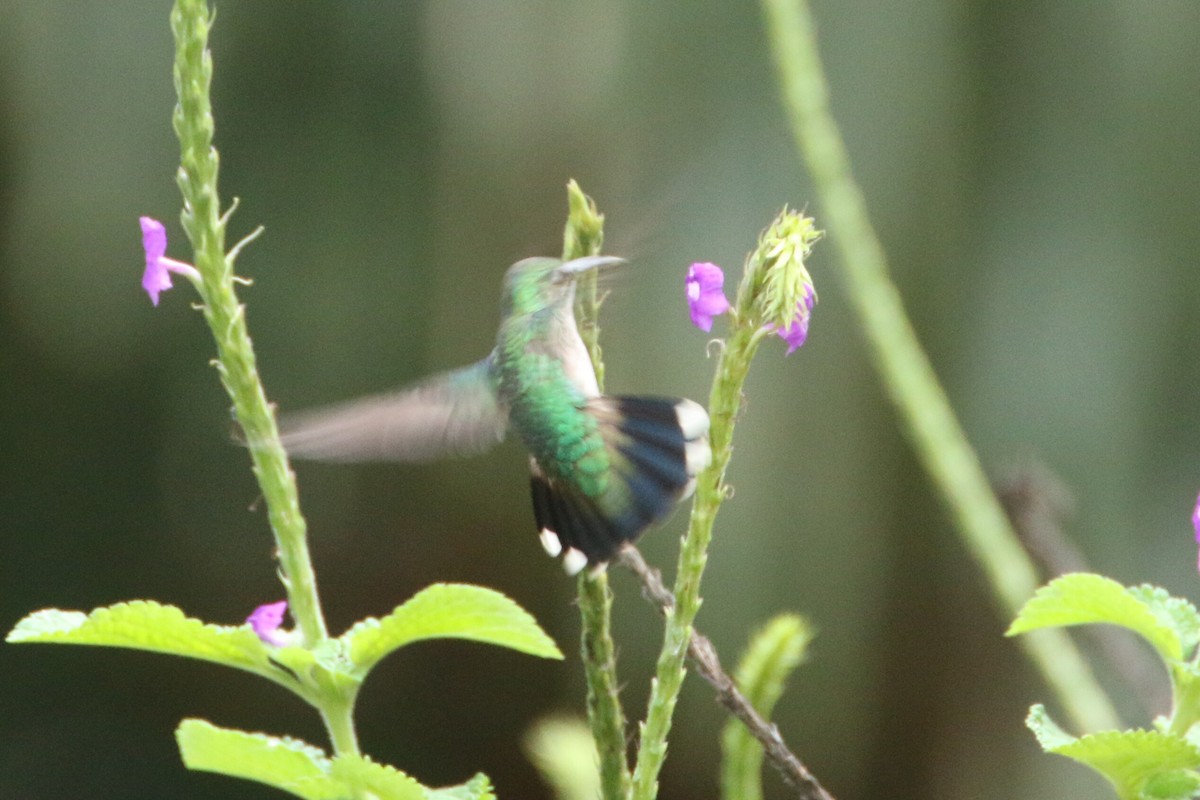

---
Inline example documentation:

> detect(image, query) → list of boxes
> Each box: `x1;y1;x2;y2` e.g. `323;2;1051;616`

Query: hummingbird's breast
496;307;608;494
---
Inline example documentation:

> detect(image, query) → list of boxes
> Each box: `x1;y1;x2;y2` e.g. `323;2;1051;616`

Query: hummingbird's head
500;255;626;319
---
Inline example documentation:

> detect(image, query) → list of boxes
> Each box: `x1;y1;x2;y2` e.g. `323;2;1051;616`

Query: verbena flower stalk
630;212;820;800
760;0;1119;732
168;0;357;751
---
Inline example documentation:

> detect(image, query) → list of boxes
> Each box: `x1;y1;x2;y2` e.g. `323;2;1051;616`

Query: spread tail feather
530;396;710;573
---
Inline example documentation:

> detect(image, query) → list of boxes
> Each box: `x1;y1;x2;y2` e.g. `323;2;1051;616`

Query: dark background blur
3;2;1200;798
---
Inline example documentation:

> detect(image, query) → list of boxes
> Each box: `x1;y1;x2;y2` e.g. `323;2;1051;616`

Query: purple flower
141;217;199;306
1193;492;1200;573
247;600;292;647
686;262;731;332
775;317;809;354
773;286;816;355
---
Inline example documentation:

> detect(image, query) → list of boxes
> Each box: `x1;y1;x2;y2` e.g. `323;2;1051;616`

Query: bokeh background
3;2;1200;798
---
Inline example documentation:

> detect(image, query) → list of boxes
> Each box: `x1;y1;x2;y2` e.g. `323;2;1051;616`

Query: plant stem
760;0;1119;732
621;548;835;800
565;181;631;800
322;696;362;756
578;571;630;800
171;1;354;754
719;614;811;800
630;317;763;800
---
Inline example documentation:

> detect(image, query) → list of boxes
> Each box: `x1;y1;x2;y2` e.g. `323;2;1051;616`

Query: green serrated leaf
1129;585;1200;660
1142;768;1200;800
1025;704;1078;751
1008;574;1182;662
425;774;496;800
1046;727;1200;800
344;583;563;675
176;719;344;800
330;754;424;800
7;602;292;685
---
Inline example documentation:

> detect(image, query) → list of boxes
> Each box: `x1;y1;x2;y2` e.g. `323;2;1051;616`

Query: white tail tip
562;547;588;575
539;528;563;558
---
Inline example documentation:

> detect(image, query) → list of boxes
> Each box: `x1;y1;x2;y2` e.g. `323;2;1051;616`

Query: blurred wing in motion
277;357;507;462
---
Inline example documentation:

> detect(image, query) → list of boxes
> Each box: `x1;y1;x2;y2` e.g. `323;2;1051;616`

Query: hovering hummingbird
278;255;711;575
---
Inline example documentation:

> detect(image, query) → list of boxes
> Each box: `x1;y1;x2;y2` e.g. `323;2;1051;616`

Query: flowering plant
7;2;1196;800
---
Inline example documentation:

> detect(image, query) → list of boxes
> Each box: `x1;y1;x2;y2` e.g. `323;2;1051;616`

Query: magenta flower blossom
686;262;731;332
140;216;199;306
247;600;292;647
1193;492;1200;573
773;285;816;355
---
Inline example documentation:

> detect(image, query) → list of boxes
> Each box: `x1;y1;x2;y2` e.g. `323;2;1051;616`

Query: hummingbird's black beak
558;255;627;276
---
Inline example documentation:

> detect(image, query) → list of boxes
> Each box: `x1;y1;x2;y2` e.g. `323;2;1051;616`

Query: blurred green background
3;2;1200;798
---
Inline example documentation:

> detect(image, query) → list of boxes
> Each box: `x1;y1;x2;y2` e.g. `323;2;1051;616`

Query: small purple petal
141;217;172;306
776;315;810;354
1192;492;1200;573
775;286;815;355
140;217;199;306
1194;493;1200;542
686;262;731;333
247;600;290;647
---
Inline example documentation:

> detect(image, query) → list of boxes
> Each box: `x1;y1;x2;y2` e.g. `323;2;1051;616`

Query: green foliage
9;585;561;796
7;3;568;798
6;601;297;690
343;583;563;676
1128;585;1200;660
177;719;343;800
1007;573;1196;663
1025;706;1200;800
6;585;562;696
1012;576;1200;798
720;614;813;800
177;719;446;800
328;754;427;800
178;719;496;800
425;774;496;800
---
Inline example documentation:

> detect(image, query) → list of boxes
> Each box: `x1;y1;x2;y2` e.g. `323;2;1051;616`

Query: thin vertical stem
171;0;360;757
171;0;327;652
565;181;631;800
761;0;1119;733
630;317;762;800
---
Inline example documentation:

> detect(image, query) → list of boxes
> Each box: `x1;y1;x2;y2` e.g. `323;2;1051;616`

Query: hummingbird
277;255;711;574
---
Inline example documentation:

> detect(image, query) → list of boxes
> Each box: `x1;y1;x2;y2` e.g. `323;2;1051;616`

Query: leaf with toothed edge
342;583;562;676
176;719;341;799
1007;573;1184;662
329;755;425;800
6;601;292;684
177;719;430;800
425;774;496;800
1024;705;1200;800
